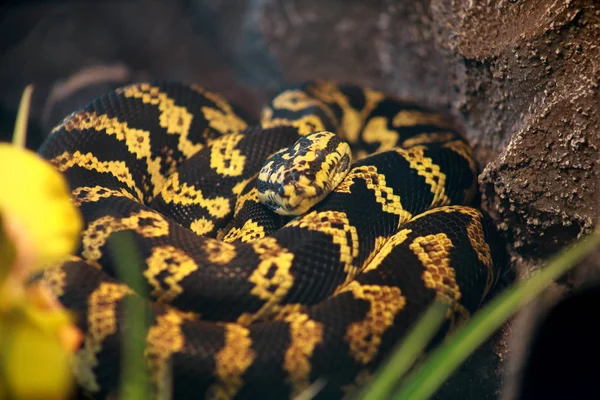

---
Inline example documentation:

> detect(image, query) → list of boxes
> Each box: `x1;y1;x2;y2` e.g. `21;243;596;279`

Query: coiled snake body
38;81;507;399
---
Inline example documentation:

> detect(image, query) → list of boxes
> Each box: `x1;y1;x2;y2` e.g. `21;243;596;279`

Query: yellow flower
1;296;77;400
0;85;83;400
0;144;82;274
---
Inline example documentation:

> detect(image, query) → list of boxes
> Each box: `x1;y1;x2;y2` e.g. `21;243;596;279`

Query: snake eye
289;169;302;181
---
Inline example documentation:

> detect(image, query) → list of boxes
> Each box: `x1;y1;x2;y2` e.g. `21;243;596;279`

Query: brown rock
244;0;599;259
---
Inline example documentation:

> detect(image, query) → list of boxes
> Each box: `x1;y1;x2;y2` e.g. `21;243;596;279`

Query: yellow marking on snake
42;263;68;296
72;185;139;206
409;233;462;310
203;240;237;264
159;172;231;218
409;206;494;295
190;84;249;135
287;210;360;282
332;234;389;295
466;219;495;300
308;82;362;143
284;312;324;397
233;186;259;217
232;175;256;197
54;110;168;199
401;132;456;148
395;146;451;207
271;89;340;129
82;210;170;262
261;107;329;136
190;217;215;235
428;206;494;299
407;205;467;222
222;219;266;244
360;89;386;118
341;282;406;364
335;165;413;225
145;245;199;303
146;309;197;397
361;117;399;151
393;110;455;129
272;304;306;321
210;324;256;400
332;87;386;146
75;282;132;392
362;229;413;274
362;236;391;271
52;151;143;201
120;84;201;157
237;237;295;324
210;132;246;177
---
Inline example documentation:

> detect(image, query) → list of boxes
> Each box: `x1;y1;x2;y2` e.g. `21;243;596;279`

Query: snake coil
38;81;507;399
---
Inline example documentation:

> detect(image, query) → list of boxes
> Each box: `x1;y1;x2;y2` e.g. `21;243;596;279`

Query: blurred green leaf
12;85;33;148
108;231;153;400
354;302;449;400
294;379;326;400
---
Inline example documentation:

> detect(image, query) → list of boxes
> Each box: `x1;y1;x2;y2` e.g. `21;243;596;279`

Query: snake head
257;131;352;216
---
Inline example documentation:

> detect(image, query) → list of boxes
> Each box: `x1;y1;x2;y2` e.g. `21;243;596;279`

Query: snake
37;80;507;399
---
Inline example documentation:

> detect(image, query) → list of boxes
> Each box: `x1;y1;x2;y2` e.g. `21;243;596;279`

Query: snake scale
37;81;507;399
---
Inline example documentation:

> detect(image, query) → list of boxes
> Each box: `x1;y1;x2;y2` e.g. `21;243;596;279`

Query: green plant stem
355;302;449;400
107;232;152;400
294;379;326;400
13;85;33;148
394;231;600;400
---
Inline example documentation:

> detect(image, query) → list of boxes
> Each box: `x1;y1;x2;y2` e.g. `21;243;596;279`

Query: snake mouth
263;197;283;214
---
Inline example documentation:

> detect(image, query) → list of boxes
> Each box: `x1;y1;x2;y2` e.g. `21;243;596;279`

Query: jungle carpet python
37;81;507;399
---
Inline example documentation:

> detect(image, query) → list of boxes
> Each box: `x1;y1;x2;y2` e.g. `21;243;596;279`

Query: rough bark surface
1;1;598;399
